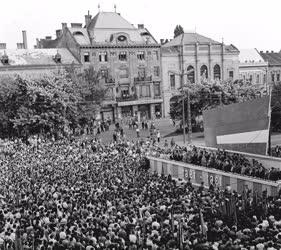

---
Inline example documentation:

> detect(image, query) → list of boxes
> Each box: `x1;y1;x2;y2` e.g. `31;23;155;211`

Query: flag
203;96;271;155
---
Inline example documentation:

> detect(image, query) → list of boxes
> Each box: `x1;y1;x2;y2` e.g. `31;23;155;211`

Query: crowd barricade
148;156;281;197
197;145;281;171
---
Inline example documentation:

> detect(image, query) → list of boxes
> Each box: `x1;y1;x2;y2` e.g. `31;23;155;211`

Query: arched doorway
187;65;195;83
200;65;208;80
213;64;221;80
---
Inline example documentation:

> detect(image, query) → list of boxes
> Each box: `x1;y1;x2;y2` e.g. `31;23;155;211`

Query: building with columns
161;32;239;117
238;49;268;85
38;11;162;121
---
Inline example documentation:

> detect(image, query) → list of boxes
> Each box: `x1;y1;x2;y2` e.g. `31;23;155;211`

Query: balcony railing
116;94;138;102
134;75;152;83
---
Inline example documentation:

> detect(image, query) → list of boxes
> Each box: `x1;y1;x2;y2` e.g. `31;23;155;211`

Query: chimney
45;36;52;40
71;23;83;28
62;23;67;30
138;24;144;29
56;29;62;38
271;50;274;53
85;11;92;28
0;43;6;49
260;51;263;53
17;43;25;49
160;39;164;45
22;30;28;49
266;50;269;53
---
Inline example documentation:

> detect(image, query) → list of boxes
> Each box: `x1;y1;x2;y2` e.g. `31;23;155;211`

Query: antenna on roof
222;37;224;44
194;26;197;33
98;4;100;12
114;4;117;13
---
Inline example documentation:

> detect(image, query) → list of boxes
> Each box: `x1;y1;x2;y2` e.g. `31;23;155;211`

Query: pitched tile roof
0;48;80;67
163;32;220;47
239;49;265;63
260;51;281;66
86;12;158;44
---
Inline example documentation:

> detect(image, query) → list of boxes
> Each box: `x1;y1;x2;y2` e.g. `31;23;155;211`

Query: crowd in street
169;145;281;181
271;145;281;158
1;137;281;249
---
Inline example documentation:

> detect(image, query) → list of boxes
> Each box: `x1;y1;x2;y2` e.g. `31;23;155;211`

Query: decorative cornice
80;44;160;49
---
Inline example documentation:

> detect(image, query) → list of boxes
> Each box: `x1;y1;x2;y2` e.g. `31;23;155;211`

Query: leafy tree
174;25;184;38
0;65;108;139
169;81;266;131
66;65;108;125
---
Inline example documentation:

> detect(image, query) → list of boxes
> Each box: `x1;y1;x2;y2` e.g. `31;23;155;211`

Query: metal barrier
148;156;281;196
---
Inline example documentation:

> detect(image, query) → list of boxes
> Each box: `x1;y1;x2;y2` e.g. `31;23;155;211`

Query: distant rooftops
259;50;281;66
239;49;266;64
0;48;80;67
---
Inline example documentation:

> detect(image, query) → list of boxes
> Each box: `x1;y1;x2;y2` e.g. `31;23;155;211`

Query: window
277;74;280;82
138;68;146;78
154;66;160;77
271;73;275;82
99;52;108;62
154;83;161;97
187;66;195;83
200;65;208;79
83;52;90;62
121;87;129;98
119;52;127;61
213;64;221;80
153;51;159;61
263;74;266;84
137;51;145;60
229;71;234;79
249;75;253;83
117;35;127;42
256;74;260;84
140;85;150;97
170;74;175;89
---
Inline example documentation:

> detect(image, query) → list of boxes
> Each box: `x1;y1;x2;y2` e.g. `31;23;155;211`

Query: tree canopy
0;66;107;139
174;25;184;38
169;80;267;131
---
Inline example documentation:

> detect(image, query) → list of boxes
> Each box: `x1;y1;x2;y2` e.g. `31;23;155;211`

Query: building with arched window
38;11;162;121
161;32;239;117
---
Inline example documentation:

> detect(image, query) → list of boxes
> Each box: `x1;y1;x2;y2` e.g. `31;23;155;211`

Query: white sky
1;0;280;51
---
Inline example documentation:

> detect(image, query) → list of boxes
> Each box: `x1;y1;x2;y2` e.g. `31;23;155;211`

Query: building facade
39;11;162;122
238;49;268;85
260;51;281;84
161;32;240;117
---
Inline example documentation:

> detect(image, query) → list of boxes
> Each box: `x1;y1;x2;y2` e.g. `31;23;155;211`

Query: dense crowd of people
271;145;281;158
169;145;281;181
1;137;281;249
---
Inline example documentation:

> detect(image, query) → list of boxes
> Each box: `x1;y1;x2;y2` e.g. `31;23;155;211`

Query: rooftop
239;49;266;64
260;51;281;66
162;32;220;47
0;48;80;67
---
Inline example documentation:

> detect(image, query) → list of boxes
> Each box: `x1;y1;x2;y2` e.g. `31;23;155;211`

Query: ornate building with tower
38;10;162;121
161;32;239;117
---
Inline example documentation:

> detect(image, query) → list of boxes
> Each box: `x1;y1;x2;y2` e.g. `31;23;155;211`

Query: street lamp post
169;71;193;145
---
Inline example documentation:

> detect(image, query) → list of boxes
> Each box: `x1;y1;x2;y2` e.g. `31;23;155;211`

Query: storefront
138;104;150;120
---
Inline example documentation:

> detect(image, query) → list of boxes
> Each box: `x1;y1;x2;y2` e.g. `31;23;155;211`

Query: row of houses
1;10;281;121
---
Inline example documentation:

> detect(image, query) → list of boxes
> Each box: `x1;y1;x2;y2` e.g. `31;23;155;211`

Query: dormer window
1;53;9;65
54;51;62;63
